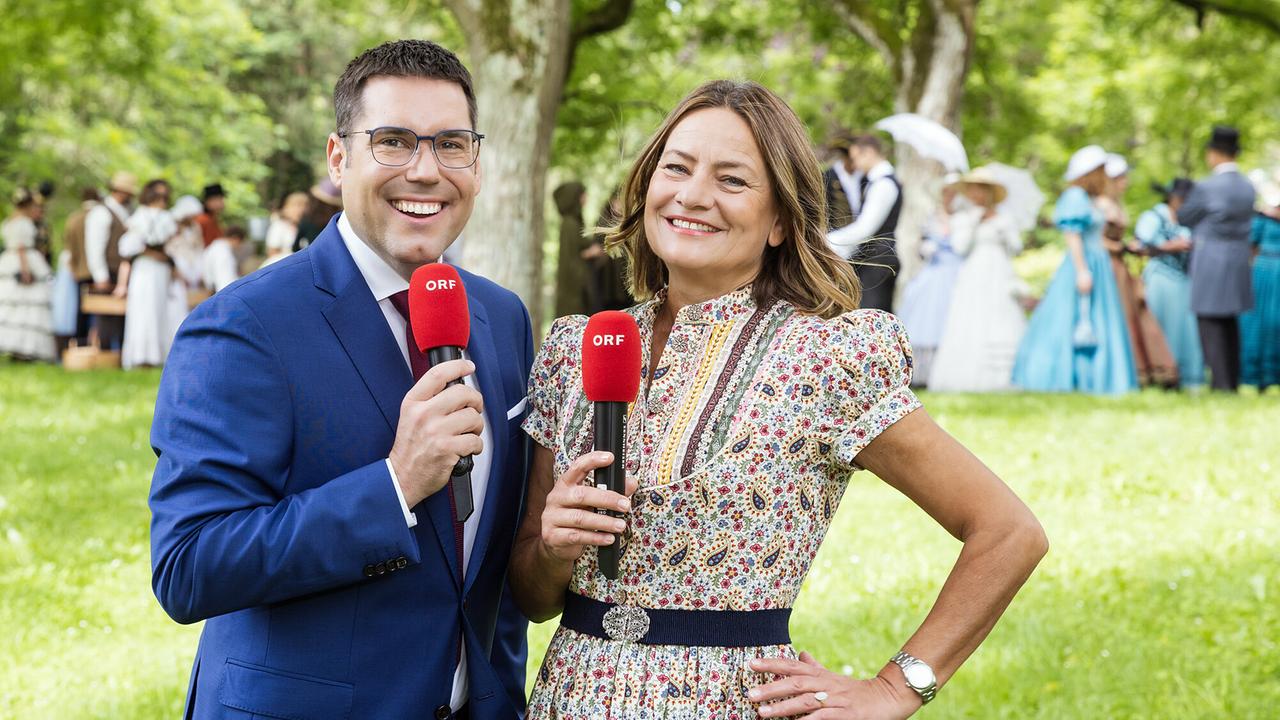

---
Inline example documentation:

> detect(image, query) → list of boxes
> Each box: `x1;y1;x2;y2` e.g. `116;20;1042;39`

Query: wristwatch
890;650;937;704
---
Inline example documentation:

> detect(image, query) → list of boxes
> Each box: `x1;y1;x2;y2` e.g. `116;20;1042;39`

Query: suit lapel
312;221;462;591
463;289;509;592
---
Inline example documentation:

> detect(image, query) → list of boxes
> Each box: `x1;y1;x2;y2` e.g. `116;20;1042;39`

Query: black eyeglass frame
338;126;485;169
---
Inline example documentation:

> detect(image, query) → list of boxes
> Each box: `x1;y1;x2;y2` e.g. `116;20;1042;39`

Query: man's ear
326;133;347;188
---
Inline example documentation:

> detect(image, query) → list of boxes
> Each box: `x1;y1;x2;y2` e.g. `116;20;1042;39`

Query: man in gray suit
1178;125;1255;391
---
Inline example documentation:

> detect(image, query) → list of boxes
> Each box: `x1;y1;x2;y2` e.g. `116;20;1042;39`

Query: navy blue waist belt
559;592;792;647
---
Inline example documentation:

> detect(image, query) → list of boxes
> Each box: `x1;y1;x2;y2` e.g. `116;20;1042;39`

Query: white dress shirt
337;212;490;711
84;196;132;283
1212;161;1240;175
827;160;900;259
831;161;864;216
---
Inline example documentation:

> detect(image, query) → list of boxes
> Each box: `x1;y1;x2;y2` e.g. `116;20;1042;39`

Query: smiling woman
509;79;1047;720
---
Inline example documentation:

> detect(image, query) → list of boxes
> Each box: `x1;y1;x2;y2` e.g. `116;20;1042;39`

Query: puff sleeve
1053;186;1095;235
827;310;922;469
522;314;589;451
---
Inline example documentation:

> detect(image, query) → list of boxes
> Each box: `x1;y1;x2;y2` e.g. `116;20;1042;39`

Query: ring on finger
814;691;829;705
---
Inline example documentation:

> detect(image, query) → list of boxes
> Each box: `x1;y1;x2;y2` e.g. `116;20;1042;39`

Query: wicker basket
80;291;127;316
62;342;121;371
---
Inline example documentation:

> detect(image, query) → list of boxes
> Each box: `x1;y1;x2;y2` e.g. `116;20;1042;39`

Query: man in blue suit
150;40;531;719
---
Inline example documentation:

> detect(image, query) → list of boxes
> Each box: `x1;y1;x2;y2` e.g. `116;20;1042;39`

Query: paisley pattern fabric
523;286;921;718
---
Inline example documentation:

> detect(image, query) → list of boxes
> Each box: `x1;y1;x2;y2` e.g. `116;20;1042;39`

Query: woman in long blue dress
1135;178;1204;388
1241;192;1280;389
898;180;964;385
1012;146;1137;394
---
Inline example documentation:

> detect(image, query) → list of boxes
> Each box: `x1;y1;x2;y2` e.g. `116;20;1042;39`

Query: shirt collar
337;212;408;302
638;284;758;327
1213;162;1239;175
867;160;894;180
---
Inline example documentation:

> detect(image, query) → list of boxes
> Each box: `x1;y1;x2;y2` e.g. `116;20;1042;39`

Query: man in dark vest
1178;125;1256;391
823;133;859;231
61;187;103;345
83;171;136;349
827;134;902;312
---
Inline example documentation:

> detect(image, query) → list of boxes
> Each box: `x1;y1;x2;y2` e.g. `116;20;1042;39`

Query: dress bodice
524;287;920;611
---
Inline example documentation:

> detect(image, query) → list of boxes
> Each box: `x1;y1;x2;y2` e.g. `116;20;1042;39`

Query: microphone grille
581;311;642;402
408;263;470;350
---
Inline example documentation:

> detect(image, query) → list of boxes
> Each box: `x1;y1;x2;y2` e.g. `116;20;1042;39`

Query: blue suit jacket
149;218;532;719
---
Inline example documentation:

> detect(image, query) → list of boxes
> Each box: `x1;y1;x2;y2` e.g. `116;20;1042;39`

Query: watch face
904;663;935;689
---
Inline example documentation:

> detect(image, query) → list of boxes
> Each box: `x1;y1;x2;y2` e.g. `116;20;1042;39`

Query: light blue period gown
1241;212;1280;389
1012;187;1137;393
898;214;963;384
1135;203;1204;387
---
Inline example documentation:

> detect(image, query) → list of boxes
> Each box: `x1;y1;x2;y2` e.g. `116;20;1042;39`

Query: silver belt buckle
603;605;650;643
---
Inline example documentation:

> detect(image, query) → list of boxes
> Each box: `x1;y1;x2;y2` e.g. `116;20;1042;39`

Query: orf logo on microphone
422;278;457;292
592;333;627;347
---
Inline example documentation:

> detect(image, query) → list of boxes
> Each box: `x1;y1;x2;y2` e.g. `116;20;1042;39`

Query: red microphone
408;263;474;521
581;311;642;579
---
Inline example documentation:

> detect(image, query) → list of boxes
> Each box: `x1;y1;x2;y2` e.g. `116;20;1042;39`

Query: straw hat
171;195;204;222
1064;145;1108;182
309;178;342;208
108;171;139;196
955;167;1008;204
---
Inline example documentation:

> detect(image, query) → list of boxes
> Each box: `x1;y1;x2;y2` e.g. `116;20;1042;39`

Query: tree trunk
838;0;977;290
445;0;574;325
892;4;975;284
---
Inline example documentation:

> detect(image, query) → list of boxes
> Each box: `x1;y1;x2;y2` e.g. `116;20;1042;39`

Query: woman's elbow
1013;513;1050;568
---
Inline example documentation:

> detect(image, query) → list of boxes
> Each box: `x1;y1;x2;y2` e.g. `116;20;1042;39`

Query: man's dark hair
334;39;477;136
224;225;247;241
850;134;884;155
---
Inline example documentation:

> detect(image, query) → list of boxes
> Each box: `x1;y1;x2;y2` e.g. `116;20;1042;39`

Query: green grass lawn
2;360;1277;718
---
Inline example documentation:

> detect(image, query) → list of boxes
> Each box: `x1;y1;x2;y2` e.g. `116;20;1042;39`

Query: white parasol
873;113;969;172
980;162;1045;232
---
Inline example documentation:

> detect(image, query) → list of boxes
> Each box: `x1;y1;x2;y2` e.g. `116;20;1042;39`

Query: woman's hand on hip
748;652;920;719
539;451;636;565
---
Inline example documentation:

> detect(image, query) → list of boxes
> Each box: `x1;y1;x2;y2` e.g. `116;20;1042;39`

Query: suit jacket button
363;564;375;577
434;704;452;719
375;562;387;575
396;557;408;569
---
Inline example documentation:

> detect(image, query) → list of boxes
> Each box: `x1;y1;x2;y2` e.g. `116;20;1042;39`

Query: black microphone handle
594;400;627;580
427;345;475;521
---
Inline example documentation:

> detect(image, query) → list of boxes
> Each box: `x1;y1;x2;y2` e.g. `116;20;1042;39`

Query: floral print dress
523;286;921;719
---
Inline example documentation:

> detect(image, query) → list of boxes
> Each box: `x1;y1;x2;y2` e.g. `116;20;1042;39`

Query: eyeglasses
339;126;484;169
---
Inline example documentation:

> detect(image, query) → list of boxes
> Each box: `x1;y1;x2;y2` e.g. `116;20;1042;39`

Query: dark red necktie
388;290;465;587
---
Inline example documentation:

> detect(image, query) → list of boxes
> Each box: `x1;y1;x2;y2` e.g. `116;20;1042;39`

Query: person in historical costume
510;80;1047;719
1178;125;1256;391
1241;183;1280;390
194;183;226;247
120;179;185;369
261;191;309;268
0;188;56;361
823;133;859;231
897;176;964;385
1012;145;1137;394
583;189;632;314
1135;178;1204;389
553;181;590;318
58;187;102;347
827;134;902;312
929;169;1027;392
292;178;343;252
202;225;248;292
83;171;137;349
1097;154;1178;386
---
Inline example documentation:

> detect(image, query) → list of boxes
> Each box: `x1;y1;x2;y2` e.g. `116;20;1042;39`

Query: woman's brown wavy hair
604;79;861;318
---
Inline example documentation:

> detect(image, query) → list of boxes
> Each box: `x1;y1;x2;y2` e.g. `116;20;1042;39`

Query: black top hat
1206;125;1240;156
202;183;226;200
